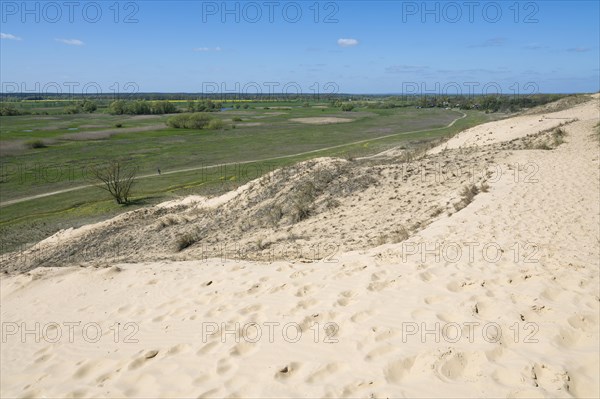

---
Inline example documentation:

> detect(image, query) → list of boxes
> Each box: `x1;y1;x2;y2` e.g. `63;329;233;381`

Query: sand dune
1;96;598;398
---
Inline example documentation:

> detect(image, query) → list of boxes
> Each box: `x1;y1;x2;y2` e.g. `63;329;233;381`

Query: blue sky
1;1;598;94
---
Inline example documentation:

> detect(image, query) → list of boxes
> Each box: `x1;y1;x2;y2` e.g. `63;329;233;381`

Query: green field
0;100;496;253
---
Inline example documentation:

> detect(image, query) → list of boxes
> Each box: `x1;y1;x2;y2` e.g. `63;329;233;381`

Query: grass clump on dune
175;232;198;251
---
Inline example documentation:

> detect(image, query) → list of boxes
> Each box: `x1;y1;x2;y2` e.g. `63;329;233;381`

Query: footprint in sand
424;295;446;305
567;313;597;331
433;350;486;382
216;358;234;375
340;379;376;397
34;352;54;364
374;327;399;342
336;290;356;307
553;327;580;349
367;279;397;292
197;341;219;355
117;304;133;314
305;362;343;383
370;271;388;281
269;283;288;294
384;356;416;384
299;312;337;331
238;303;263;315
152;314;167;323
275;362;301;380
73;361;97;379
530;363;571;392
167;343;191;356
198;388;223;398
295;284;318;297
365;344;395;361
193;373;211;386
419;271;434;282
289;270;309;279
289;298;319;313
229;341;259;357
205;304;232;317
128;350;159;370
351;310;374;323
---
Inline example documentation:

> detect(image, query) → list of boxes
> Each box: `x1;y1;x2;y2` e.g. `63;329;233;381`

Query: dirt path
0;112;467;208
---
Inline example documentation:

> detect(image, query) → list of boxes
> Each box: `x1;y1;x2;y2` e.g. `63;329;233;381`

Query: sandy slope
1;96;599;398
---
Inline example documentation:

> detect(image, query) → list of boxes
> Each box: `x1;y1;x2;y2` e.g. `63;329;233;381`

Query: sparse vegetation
109;100;176;115
288;181;319;223
26;139;47;149
431;207;444;217
157;215;180;230
391;227;410;243
167;113;214;129
515;121;575;150
207;118;225;130
551;127;567;146
89;160;138;204
267;204;284;226
454;184;480;211
175;232;197;251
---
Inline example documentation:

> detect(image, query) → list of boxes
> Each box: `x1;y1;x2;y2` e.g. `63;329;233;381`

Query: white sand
1;96;599;398
289;117;354;124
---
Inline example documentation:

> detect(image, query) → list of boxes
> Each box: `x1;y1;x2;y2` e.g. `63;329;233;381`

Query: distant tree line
108;100;177;115
65;100;98;114
329;94;571;113
187;100;223;112
0;93;584;117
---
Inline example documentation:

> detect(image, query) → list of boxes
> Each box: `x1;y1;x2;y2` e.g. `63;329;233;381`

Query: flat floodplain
0;103;494;252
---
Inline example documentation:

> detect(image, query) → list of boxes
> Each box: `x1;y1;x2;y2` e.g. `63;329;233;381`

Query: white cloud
55;38;84;46
524;43;544;50
469;37;506;48
193;46;222;52
1;33;22;41
567;47;590;53
337;38;358;47
385;65;428;74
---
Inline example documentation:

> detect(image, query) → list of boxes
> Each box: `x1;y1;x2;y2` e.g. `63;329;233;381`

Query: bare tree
89;160;138;204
